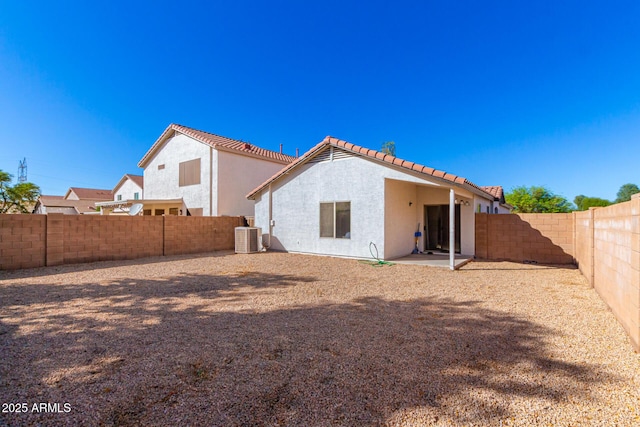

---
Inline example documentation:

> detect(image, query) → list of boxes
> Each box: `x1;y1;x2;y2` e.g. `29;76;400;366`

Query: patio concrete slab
390;252;473;269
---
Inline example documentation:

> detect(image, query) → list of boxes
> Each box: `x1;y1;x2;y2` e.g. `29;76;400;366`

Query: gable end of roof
247;136;499;200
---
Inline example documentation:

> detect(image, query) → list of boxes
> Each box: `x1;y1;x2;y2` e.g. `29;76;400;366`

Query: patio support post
449;188;455;270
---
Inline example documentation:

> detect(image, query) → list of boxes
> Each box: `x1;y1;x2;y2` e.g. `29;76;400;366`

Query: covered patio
390;252;474;269
384;178;477;270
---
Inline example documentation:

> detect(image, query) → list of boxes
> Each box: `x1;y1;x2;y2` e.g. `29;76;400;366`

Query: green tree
505;186;573;213
573;195;611;211
0;170;41;213
615;183;640;203
381;141;396;156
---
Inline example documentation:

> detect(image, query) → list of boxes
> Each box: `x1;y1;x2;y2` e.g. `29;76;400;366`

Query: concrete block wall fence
476;194;640;351
2;208;638;351
0;215;46;270
475;213;574;264
574;195;640;351
0;214;243;270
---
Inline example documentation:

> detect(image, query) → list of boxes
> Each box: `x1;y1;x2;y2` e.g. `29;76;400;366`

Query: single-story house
33;187;113;215
136;123;297;217
64;187;113;201
479;186;512;214
247;136;511;264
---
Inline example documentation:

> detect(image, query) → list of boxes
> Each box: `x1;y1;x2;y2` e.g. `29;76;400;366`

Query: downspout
450;188;455;271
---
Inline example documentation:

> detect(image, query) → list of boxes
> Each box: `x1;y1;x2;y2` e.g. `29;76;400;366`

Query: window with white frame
134;192;140;200
320;201;351;238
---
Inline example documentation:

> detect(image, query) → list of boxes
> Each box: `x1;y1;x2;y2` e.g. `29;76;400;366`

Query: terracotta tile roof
128;174;144;188
35;197;103;214
247;136;499;200
480;186;505;201
65;187;113;201
38;195;65;203
138;124;297;168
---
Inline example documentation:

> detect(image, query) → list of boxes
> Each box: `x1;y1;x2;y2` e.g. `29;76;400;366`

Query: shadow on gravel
461;259;579;271
0;251;236;280
0;271;617;426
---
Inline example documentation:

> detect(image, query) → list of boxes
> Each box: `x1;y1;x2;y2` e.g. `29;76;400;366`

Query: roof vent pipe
296;148;299;157
279;143;283;154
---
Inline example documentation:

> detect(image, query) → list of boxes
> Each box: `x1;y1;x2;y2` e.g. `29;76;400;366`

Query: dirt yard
1;252;639;426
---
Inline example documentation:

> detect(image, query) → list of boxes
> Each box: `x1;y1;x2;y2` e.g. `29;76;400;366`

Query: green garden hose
358;242;394;267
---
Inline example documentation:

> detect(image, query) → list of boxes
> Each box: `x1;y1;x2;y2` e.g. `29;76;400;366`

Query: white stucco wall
217;150;290;217
384;179;419;259
494;204;512;214
460;199;475;255
254;154;386;259
65;191;79;200
254;148;492;259
476;197;492;214
114;178;143;201
142;133;215;215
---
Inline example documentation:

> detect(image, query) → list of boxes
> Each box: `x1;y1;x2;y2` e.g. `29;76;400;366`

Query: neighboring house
479;186;513;214
114;174;144;202
247;136;510;261
64;187;113;201
33;187;112;215
96;174;147;215
136;123;296;216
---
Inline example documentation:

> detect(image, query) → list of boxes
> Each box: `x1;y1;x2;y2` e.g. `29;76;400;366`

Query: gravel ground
0;251;639;426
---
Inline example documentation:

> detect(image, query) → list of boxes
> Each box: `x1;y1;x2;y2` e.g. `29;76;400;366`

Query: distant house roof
128;174;144;188
113;174;144;193
34;196;103;214
65;187;113;201
481;186;513;210
138;123;297;168
38;195;65;203
248;136;499;200
480;186;505;202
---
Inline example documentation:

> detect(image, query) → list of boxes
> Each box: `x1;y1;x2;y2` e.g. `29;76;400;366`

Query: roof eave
248;138;498;201
137;124;176;168
246;138;332;199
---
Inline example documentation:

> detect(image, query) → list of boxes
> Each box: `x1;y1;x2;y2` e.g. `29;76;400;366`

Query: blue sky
1;1;639;202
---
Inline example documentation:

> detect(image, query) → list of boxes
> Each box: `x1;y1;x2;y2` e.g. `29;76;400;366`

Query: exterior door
424;205;460;253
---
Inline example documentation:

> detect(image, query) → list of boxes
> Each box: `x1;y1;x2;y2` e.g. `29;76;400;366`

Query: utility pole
18;158;27;183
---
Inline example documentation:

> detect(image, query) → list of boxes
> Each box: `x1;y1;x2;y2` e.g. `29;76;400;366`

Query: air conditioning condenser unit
235;227;261;254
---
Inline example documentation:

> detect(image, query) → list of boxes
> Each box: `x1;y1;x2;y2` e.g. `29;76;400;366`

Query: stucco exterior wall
254;150;489;259
65;190;79;200
114;178;143;201
384;179;418;259
255;155;386;258
460;199;475;254
217;150;289;217
143;134;215;215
